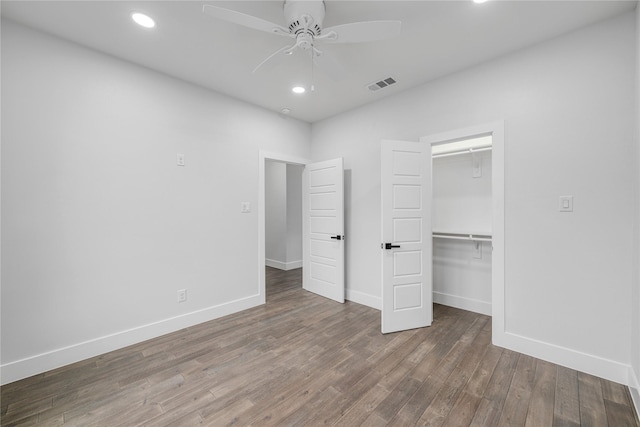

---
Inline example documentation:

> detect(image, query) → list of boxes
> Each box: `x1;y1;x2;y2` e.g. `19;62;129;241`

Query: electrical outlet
177;289;187;303
177;153;185;166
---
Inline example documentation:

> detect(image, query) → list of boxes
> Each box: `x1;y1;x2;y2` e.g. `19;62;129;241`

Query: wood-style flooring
2;267;639;426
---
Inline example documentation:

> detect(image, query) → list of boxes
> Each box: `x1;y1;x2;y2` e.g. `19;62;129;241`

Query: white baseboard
345;291;490;314
493;330;632;386
629;366;640;420
265;258;302;271
346;289;381;310
0;294;262;385
433;291;491;316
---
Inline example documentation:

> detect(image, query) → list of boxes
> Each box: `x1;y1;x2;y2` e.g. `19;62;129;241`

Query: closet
432;136;493;316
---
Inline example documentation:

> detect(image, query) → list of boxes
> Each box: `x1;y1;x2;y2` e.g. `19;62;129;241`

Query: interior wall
311;12;636;383
0;19;311;384
286;164;303;267
264;161;303;270
265;161;287;266
432;150;492;315
432;151;492;233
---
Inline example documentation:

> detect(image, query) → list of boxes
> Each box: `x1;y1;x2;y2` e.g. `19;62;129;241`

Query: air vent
367;76;397;92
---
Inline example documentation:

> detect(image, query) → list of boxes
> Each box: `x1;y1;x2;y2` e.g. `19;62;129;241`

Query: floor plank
1;267;638;426
553;365;581;427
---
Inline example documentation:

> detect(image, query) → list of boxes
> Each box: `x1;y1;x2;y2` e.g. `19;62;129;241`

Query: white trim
265;258;303;271
629;366;640;418
0;294;262;385
258;150;309;304
346;289;381;310
421;120;505;346
433;292;491;316
501;331;631;386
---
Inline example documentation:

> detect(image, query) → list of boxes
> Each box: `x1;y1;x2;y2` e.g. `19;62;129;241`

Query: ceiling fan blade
202;5;290;36
253;44;296;74
310;48;345;81
320;20;402;44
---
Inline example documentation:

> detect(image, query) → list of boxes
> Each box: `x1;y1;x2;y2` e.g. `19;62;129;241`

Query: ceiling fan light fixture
132;12;156;28
292;86;306;94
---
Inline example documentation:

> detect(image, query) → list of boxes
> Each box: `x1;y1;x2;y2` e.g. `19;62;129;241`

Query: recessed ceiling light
292;86;306;94
132;12;156;28
473;0;488;3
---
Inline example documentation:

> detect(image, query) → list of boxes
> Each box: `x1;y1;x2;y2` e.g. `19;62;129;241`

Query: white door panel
381;140;432;333
303;158;345;303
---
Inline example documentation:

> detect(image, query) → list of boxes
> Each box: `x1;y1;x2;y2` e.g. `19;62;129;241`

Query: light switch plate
559;196;573;212
241;202;251;213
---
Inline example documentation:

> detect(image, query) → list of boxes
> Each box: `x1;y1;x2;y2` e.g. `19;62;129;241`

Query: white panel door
303;158;345;303
381;140;432;333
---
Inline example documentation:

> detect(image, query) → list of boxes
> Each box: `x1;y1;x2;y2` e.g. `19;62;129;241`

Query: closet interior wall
432;147;492;316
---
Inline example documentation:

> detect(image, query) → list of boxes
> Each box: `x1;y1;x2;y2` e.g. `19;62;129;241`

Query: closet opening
432;135;493;316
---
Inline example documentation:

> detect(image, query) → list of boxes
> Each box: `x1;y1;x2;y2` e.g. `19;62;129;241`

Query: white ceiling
1;1;636;123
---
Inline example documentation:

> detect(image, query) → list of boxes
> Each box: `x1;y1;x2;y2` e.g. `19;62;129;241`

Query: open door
303;158;345;303
381;140;432;333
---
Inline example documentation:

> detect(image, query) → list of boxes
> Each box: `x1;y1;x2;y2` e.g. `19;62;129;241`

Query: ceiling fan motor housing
284;0;325;37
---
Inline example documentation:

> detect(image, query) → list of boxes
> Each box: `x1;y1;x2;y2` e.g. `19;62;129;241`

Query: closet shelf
432;145;492;159
433;232;492;242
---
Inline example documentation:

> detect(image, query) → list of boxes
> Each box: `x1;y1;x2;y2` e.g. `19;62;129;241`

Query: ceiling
1;1;636;123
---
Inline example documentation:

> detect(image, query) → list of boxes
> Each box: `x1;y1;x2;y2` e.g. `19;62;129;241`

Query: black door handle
384;243;400;250
331;235;342;241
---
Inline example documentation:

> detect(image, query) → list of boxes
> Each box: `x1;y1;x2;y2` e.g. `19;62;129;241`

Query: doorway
258;151;308;304
265;160;304;298
258;151;346;305
432;135;493;316
422;121;505;345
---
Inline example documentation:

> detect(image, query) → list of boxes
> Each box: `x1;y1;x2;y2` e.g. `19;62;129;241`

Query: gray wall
1;20;311;383
265;161;303;270
311;12;636;385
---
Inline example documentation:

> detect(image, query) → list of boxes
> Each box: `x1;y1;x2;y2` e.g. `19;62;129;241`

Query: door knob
384;243;400;250
331;235;343;240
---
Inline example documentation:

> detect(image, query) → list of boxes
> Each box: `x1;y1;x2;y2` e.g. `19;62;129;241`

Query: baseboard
344;290;490;314
433;291;491;316
493;330;631;386
265;258;302;271
629;366;640;420
0;294;262;385
346;289;381;310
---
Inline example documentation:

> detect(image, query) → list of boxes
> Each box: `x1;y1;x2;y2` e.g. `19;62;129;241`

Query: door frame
421;120;505;346
258;151;310;304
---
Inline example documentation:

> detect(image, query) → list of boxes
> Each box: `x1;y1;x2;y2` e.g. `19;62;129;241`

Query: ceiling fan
202;1;402;79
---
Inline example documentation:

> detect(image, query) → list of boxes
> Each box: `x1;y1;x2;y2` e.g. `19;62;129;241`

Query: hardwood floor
2;267;638;426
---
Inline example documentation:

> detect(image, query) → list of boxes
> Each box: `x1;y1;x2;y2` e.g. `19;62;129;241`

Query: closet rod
432;145;492;159
433;232;492;242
